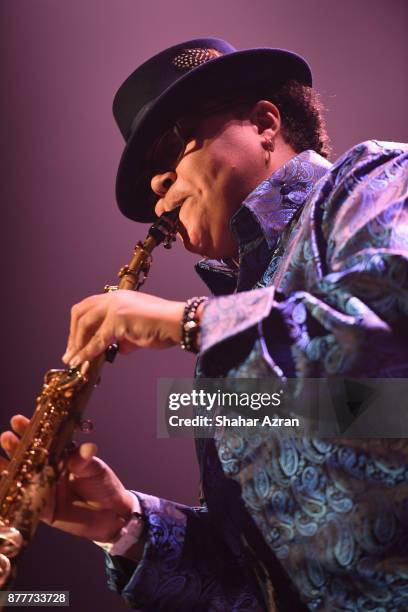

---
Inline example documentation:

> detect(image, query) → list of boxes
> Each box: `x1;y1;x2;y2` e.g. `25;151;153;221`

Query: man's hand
62;290;185;367
0;415;135;542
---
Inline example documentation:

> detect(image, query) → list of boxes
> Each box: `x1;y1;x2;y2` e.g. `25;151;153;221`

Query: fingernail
69;357;80;368
63;348;72;362
80;361;90;376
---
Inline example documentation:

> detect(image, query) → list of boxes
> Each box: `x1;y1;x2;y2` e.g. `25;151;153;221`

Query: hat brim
115;48;312;223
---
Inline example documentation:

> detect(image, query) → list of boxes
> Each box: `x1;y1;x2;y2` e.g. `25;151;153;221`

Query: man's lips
173;196;189;211
157;195;188;215
157;195;191;241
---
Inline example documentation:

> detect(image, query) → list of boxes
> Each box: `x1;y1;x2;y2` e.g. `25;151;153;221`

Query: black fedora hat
113;38;312;223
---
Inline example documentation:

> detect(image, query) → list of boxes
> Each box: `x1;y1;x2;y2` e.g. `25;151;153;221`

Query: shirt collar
196;150;332;294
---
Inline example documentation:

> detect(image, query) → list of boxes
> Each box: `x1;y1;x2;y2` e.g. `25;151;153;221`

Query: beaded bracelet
180;296;208;353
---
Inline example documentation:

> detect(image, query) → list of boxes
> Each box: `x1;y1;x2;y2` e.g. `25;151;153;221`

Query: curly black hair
263;80;331;159
222;80;331;158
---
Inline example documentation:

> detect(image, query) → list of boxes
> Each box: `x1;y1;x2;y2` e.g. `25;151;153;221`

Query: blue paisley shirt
105;141;408;611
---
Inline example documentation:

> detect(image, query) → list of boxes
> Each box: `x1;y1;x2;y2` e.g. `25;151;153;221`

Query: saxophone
0;209;179;591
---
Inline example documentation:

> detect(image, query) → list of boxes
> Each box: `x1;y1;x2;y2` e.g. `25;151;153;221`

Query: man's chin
177;228;210;257
182;238;210;258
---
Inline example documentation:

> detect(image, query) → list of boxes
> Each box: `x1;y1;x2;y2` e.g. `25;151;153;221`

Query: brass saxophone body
0;210;179;590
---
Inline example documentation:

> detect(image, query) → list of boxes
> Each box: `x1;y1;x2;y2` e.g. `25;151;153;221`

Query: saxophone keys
105;344;118;363
118;265;130;278
79;419;93;433
163;234;177;249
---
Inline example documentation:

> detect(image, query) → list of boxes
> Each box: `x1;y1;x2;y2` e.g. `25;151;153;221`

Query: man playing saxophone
1;39;408;611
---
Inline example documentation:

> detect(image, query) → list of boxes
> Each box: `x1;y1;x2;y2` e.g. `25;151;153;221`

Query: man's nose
150;171;177;197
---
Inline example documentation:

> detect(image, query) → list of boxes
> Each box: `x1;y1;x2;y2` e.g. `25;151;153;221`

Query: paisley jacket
105;141;408;611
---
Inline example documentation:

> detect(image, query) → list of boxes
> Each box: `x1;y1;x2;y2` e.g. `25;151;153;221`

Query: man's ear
249;100;281;138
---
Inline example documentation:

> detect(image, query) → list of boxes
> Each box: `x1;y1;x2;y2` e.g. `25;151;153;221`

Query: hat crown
113;38;236;140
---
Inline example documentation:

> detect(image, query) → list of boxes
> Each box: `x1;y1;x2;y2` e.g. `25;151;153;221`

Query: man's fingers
63;301;85;363
79;442;98;461
73;309;106;360
66;442;102;478
68;326;114;368
0;431;20;458
63;296;101;364
0;415;30;458
10;414;30;436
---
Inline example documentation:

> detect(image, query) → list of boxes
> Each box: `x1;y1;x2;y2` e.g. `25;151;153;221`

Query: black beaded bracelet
180;296;208;353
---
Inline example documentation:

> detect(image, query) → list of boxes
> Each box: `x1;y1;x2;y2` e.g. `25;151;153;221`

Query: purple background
1;1;407;609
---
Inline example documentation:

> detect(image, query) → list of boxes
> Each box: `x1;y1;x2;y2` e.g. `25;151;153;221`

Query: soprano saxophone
0;209;179;592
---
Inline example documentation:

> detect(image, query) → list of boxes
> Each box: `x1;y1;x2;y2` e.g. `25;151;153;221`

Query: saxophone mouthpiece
148;208;180;247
